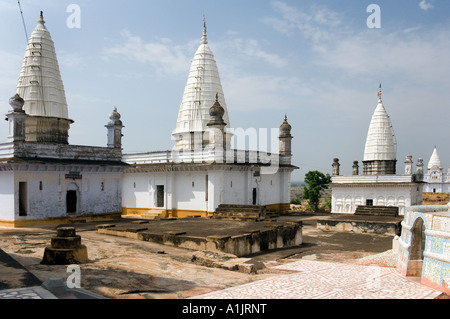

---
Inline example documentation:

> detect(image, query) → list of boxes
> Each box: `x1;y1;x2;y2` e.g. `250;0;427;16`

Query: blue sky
0;0;449;182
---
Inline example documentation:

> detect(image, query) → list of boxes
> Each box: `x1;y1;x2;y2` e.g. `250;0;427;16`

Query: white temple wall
14;171;64;219
11;169;123;220
222;170;248;205
172;171;209;211
122;166;292;215
77;172;123;214
331;184;423;215
0;172;15;220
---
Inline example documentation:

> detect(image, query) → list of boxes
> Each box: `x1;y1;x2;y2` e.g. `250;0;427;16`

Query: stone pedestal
41;227;88;265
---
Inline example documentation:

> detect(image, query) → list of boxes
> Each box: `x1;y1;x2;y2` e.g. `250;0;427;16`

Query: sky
0;0;449;182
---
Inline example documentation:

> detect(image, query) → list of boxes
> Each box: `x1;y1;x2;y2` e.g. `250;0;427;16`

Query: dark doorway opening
19;182;27;216
156;185;164;208
252;188;257;205
66;190;77;214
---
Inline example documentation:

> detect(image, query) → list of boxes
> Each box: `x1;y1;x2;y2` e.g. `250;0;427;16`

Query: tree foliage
302;170;332;212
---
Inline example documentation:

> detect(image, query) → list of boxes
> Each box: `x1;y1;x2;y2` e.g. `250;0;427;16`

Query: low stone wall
316;216;402;236
97;221;302;257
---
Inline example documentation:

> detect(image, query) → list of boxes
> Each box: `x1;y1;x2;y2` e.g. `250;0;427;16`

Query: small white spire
428;146;443;170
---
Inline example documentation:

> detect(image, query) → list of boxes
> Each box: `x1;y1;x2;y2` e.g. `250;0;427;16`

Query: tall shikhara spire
362;85;397;175
15;11;70;120
173;20;230;150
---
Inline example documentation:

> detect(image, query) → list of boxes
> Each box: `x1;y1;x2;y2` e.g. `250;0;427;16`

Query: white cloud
57;50;85;69
222;73;304;112
0;50;23;104
263;1;343;44
265;2;450;87
419;0;434;11
103;30;192;77
216;38;286;68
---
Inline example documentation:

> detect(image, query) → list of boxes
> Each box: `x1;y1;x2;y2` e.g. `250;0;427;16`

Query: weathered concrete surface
0;248;41;290
191;250;265;273
1;214;446;299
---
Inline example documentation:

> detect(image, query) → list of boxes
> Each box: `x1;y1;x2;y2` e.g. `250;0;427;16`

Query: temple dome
209;94;225;118
108;107;122;125
280;115;292;137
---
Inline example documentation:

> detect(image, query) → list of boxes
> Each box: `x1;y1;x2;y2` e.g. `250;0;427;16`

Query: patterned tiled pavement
193;259;442;299
0;286;57;299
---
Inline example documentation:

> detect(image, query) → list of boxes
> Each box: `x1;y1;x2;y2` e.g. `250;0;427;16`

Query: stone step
354;205;399;217
213;204;278;221
135;210;166;220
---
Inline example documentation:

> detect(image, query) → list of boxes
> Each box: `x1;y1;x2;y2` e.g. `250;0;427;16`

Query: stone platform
316;214;403;236
212;204;279;221
96;218;302;257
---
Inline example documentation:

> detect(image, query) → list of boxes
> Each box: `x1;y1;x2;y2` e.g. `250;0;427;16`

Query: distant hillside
291;181;305;187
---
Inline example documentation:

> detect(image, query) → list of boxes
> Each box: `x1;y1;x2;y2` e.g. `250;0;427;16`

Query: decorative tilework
193;260;441;299
432;237;443;252
443;241;450;256
0;287;56;299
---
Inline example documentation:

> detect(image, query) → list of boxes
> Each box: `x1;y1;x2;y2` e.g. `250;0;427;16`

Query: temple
0;13;127;227
330;85;423;216
121;22;297;218
423;147;450;193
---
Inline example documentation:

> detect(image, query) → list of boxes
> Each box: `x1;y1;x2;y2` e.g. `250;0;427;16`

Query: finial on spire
284;114;288;122
38;10;45;24
377;83;382;103
201;13;208;45
215;92;219;102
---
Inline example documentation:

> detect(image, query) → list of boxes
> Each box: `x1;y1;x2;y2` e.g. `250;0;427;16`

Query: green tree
303;171;332;212
290;193;302;205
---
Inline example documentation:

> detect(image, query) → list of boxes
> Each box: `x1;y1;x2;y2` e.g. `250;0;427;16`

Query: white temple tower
423;147;450;193
15;12;73;144
173;22;231;150
330;85;423;216
0;12;127;227
362;85;397;175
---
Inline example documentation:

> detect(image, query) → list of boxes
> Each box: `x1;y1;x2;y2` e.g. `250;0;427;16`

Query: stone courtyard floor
0;214;447;300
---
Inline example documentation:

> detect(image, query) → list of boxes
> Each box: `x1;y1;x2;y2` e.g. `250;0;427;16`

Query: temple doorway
408;217;426;276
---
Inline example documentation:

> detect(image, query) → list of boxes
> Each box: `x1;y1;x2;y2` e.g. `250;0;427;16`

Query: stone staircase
354;205;399;217
123;210;166;220
212;204;279;221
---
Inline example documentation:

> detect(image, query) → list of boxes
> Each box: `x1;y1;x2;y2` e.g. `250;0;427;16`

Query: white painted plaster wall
11;169;123;221
0;172;14;220
332;184;423;215
122;166;291;213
